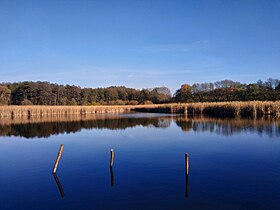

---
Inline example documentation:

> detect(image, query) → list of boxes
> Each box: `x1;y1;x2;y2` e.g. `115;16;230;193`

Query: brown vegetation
0;101;279;119
133;101;280;118
0;105;134;118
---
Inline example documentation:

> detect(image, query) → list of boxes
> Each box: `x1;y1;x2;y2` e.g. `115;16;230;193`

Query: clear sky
0;0;279;92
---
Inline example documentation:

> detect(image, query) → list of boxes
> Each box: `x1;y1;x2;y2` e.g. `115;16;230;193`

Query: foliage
0;85;11;105
173;78;280;102
21;99;34;105
1;78;279;106
142;100;153;105
1;82;171;105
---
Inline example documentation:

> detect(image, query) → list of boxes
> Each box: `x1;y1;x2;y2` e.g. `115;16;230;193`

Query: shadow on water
0;113;279;138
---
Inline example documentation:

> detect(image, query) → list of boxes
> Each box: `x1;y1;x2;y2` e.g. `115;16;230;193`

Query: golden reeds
0;101;279;119
0;105;134;118
133;101;280;118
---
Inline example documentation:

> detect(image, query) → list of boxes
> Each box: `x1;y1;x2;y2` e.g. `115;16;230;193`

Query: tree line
0;81;171;105
173;78;280;102
0;78;279;105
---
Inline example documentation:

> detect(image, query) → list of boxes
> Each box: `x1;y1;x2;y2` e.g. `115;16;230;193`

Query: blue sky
0;0;280;92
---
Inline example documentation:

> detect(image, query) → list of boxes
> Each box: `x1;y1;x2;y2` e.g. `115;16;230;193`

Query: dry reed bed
133;101;280;118
0;101;280;118
0;105;135;118
186;101;280;118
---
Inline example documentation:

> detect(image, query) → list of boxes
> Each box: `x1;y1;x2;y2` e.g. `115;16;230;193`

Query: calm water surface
0;113;280;210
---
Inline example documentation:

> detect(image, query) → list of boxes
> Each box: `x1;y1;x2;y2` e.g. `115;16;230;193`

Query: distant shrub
91;102;102;106
114;100;126;105
126;100;138;105
20;99;33;105
142;100;153;105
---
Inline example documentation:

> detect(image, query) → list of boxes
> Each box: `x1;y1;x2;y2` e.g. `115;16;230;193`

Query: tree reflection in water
0;114;279;138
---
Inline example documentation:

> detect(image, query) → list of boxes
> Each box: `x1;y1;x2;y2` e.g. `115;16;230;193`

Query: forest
0;81;171;105
0;78;279;105
173;78;280;102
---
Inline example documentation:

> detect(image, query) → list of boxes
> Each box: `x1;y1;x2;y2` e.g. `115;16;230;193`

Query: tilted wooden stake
53;144;64;174
110;149;114;168
185;153;189;175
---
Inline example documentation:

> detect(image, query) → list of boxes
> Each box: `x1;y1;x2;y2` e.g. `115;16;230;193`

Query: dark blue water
0;114;280;210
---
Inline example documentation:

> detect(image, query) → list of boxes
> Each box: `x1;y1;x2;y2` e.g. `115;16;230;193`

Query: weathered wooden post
53;144;64;174
109;149;115;187
185;153;189;197
110;149;114;168
185;153;189;175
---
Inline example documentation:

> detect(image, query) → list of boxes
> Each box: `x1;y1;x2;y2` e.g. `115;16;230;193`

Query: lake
0;113;280;210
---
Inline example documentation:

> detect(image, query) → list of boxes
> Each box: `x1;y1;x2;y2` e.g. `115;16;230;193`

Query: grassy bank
0;101;280;118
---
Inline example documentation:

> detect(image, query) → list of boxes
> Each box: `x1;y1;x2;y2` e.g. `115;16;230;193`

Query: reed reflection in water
1;113;280;209
0;114;279;138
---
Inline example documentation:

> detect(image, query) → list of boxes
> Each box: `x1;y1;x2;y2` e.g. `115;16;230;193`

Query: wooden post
185;153;189;197
110;149;114;168
185;153;189;175
53;144;64;174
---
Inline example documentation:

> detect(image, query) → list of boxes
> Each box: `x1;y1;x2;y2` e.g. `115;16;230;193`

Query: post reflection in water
1;113;280;209
110;167;114;187
53;173;65;198
185;174;189;198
